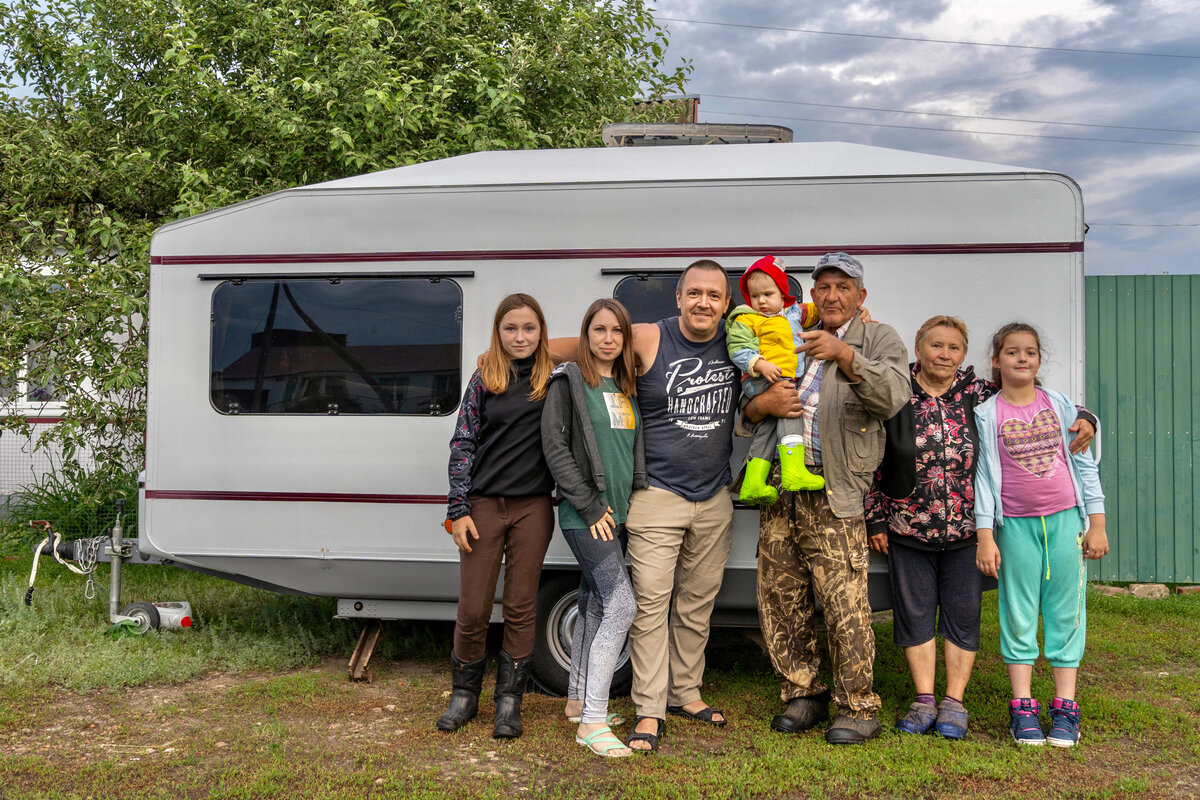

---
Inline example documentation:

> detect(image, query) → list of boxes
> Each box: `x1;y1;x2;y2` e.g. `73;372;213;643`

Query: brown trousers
453;495;553;661
758;466;881;719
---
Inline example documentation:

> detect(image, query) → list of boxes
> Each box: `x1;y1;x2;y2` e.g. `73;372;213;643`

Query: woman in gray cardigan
541;298;646;758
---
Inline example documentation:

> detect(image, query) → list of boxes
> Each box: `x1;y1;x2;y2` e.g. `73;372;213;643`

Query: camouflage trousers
758;465;881;719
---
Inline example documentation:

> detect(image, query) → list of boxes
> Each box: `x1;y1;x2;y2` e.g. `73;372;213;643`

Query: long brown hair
989;321;1043;388
480;293;552;400
577;298;637;396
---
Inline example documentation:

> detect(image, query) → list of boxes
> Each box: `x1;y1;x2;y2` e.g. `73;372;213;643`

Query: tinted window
613;274;804;325
211;278;461;415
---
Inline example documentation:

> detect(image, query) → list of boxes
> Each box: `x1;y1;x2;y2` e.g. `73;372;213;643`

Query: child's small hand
1082;515;1108;560
976;530;1001;577
757;359;783;383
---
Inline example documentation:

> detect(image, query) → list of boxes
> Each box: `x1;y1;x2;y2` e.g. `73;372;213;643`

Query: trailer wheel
121;601;161;634
532;574;632;698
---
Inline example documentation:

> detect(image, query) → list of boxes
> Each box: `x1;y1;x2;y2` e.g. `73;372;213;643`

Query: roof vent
602;122;793;147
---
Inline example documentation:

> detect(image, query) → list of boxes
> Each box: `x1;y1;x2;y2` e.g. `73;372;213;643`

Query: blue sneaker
1009;698;1045;745
934;698;969;739
1046;698;1081;747
895;701;937;734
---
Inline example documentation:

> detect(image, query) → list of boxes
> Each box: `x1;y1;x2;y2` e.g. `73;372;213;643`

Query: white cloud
924;0;1114;40
652;0;1200;273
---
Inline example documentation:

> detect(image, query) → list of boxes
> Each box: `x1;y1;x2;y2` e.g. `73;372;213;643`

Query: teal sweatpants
995;508;1087;668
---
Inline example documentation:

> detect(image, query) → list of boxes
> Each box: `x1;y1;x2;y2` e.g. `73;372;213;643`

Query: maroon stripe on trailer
150;241;1083;266
145;489;446;504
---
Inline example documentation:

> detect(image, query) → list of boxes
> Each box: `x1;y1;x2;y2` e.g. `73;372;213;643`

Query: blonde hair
914;315;969;350
577;298;638;397
480;293;552;400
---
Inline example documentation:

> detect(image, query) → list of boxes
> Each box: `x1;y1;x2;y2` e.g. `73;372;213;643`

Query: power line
658;17;1200;60
705;94;1200;136
702;108;1200;148
1088;222;1200;227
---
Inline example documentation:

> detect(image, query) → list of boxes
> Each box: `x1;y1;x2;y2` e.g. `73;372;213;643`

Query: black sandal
626;716;665;754
667;704;727;728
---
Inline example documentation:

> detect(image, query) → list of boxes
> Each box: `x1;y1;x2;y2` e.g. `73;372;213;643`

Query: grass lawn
0;552;1197;799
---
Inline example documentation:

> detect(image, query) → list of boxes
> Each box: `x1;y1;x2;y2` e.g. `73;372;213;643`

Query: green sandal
566;710;624;725
576;726;632;758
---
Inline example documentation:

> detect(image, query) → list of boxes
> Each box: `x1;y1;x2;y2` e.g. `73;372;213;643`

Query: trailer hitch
25;520;106;606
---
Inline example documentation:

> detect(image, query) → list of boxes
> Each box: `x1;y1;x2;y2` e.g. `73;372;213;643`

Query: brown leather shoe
770;692;830;733
825;714;881;745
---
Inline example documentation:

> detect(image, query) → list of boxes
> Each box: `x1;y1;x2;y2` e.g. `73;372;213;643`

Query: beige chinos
626;485;734;718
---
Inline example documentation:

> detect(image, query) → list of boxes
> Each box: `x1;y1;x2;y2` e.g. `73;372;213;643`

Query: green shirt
558;376;639;530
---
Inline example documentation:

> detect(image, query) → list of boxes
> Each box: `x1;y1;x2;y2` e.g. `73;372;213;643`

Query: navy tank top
636;317;738;502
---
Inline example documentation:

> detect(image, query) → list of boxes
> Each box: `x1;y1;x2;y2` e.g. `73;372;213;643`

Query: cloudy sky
649;0;1200;274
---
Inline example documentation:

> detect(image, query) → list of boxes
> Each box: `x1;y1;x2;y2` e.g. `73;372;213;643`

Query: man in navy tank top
622;260;741;752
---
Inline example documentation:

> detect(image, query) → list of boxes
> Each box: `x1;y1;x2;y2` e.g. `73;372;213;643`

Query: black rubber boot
492;650;533;739
436;651;487;732
770;691;831;734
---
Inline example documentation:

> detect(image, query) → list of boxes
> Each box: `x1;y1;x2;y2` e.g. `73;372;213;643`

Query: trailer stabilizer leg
347;619;384;682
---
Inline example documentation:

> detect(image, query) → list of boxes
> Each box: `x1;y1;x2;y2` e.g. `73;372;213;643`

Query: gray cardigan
540;362;647;527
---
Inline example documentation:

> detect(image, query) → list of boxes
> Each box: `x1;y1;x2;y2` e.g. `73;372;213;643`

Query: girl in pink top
973;323;1108;748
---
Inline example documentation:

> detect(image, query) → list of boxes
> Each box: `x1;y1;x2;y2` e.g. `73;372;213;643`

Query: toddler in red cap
728;255;825;504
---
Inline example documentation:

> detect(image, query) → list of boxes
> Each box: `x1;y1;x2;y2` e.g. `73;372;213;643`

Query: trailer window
613;274;804;324
210;278;461;415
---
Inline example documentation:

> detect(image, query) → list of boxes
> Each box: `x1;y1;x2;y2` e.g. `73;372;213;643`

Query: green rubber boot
778;441;825;492
739;457;779;506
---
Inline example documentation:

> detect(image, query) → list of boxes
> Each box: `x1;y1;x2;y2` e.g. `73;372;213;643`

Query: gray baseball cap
812;251;864;281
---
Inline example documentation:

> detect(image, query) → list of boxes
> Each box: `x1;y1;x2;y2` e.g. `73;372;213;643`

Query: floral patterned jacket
864;364;995;549
446;372;487;521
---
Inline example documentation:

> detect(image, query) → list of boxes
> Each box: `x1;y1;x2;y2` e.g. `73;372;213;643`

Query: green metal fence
1086;275;1200;583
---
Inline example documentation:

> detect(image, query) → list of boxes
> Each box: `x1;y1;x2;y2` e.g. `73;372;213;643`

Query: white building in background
0;363;90;511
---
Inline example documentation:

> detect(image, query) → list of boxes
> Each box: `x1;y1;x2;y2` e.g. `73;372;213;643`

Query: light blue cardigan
973;388;1106;531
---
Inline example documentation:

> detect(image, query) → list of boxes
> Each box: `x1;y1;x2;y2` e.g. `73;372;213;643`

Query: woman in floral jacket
864;316;1095;740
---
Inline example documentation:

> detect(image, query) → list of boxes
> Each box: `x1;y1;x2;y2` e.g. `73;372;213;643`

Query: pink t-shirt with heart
995;389;1078;518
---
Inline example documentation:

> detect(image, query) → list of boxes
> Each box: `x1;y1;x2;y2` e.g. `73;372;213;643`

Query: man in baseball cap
811;251;864;282
742;251;908;744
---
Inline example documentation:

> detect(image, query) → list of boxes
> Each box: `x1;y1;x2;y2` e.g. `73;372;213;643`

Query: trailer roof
310;141;1036;190
150;141;1074;257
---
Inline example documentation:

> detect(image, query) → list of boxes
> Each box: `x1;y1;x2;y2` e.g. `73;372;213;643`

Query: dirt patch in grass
2;649;1197;800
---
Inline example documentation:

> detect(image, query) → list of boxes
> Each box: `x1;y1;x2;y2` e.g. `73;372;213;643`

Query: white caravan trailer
141;141;1086;689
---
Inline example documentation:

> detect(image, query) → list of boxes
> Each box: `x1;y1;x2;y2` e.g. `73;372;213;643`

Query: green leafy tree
0;0;690;474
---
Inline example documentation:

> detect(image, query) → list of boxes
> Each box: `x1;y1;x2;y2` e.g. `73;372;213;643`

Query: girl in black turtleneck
438;293;554;740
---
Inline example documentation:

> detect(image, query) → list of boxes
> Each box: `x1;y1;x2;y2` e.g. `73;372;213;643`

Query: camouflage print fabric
757;465;881;719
